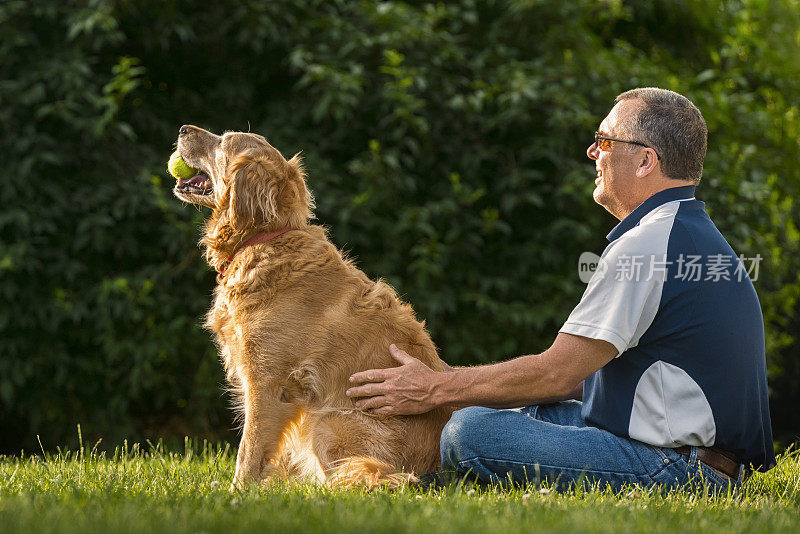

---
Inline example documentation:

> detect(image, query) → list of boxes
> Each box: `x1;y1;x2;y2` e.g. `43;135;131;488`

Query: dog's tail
326;456;418;489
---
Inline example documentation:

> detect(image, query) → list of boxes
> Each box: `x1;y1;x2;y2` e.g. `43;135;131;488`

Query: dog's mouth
174;173;213;196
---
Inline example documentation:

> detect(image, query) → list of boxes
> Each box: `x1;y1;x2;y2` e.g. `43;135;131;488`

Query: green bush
1;0;798;452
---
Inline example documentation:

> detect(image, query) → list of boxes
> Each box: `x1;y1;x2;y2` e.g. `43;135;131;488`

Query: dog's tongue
179;174;211;188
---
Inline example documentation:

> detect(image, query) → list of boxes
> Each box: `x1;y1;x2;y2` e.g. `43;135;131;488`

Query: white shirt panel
559;202;682;354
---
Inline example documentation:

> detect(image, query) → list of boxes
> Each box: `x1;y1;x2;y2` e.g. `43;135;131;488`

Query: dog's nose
179;125;190;136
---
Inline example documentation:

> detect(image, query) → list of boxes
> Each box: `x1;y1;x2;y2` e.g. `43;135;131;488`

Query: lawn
1;437;798;534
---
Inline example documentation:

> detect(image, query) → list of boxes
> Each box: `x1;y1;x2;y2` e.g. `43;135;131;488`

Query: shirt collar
607;185;696;242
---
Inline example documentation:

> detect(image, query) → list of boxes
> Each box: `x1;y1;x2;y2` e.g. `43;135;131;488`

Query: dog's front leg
230;384;298;490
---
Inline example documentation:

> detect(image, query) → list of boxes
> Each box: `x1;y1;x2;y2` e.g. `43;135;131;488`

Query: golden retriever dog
172;125;453;488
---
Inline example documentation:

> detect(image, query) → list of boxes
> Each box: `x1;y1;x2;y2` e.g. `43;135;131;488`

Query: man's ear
636;148;659;178
227;150;279;231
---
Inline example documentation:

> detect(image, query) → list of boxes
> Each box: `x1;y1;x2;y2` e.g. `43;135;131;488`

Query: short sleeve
559;241;667;355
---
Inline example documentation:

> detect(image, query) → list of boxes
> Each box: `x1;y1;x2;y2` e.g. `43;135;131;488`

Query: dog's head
173;125;313;231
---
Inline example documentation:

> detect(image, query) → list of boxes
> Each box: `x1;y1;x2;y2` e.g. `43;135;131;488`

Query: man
346;88;775;491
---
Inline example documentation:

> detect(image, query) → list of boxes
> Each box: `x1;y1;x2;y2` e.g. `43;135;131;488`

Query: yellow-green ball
168;151;200;180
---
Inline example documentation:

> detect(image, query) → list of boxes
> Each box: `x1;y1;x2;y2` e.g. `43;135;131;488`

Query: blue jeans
440;401;746;492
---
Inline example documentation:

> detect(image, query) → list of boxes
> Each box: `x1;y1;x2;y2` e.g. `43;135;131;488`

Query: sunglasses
594;131;661;160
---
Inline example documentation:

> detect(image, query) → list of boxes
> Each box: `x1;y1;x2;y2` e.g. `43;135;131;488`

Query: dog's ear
227;149;279;231
285;153;315;227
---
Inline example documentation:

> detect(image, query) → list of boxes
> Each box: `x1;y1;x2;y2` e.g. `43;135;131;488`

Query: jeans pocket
693;461;733;489
652;446;684;464
650;447;690;488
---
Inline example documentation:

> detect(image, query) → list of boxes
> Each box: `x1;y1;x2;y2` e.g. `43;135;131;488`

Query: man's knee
440;406;496;467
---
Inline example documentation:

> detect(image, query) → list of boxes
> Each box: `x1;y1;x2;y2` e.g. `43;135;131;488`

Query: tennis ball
168;151;200;180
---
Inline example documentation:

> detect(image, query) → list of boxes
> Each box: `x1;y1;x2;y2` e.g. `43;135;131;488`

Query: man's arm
566;380;584;401
345;333;615;415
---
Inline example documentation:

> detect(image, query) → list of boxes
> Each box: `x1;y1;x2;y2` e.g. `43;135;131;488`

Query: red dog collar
218;227;294;278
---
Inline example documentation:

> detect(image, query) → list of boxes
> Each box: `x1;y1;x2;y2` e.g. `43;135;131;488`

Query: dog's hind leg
309;412;417;489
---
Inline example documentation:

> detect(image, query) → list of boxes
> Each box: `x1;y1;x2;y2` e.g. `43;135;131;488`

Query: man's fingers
354;396;388;411
346;381;390;398
348;368;389;385
348;346;419;388
389;344;415;364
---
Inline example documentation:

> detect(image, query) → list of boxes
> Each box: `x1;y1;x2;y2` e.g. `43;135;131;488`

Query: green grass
1;437;798;533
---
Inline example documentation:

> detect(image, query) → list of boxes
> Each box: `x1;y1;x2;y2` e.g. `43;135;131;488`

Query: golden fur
173;125;452;488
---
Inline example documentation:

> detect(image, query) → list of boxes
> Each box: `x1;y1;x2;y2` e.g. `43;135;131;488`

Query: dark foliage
1;0;798;452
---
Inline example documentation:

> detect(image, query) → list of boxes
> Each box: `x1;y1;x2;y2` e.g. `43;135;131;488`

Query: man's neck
613;181;695;221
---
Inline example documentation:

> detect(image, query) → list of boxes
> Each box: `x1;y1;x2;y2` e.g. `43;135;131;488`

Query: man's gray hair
615;88;707;184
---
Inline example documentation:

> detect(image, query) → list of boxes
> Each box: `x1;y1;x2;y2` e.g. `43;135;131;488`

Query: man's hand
346;344;444;416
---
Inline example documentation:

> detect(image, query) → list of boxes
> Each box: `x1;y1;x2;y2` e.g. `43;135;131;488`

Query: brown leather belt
674;446;742;479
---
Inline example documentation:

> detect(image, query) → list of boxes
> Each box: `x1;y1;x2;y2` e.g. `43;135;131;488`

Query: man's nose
587;142;599;160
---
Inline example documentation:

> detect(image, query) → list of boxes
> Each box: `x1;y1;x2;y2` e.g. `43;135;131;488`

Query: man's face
587;99;642;219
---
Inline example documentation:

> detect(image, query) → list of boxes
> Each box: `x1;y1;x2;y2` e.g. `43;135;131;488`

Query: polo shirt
560;185;775;471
